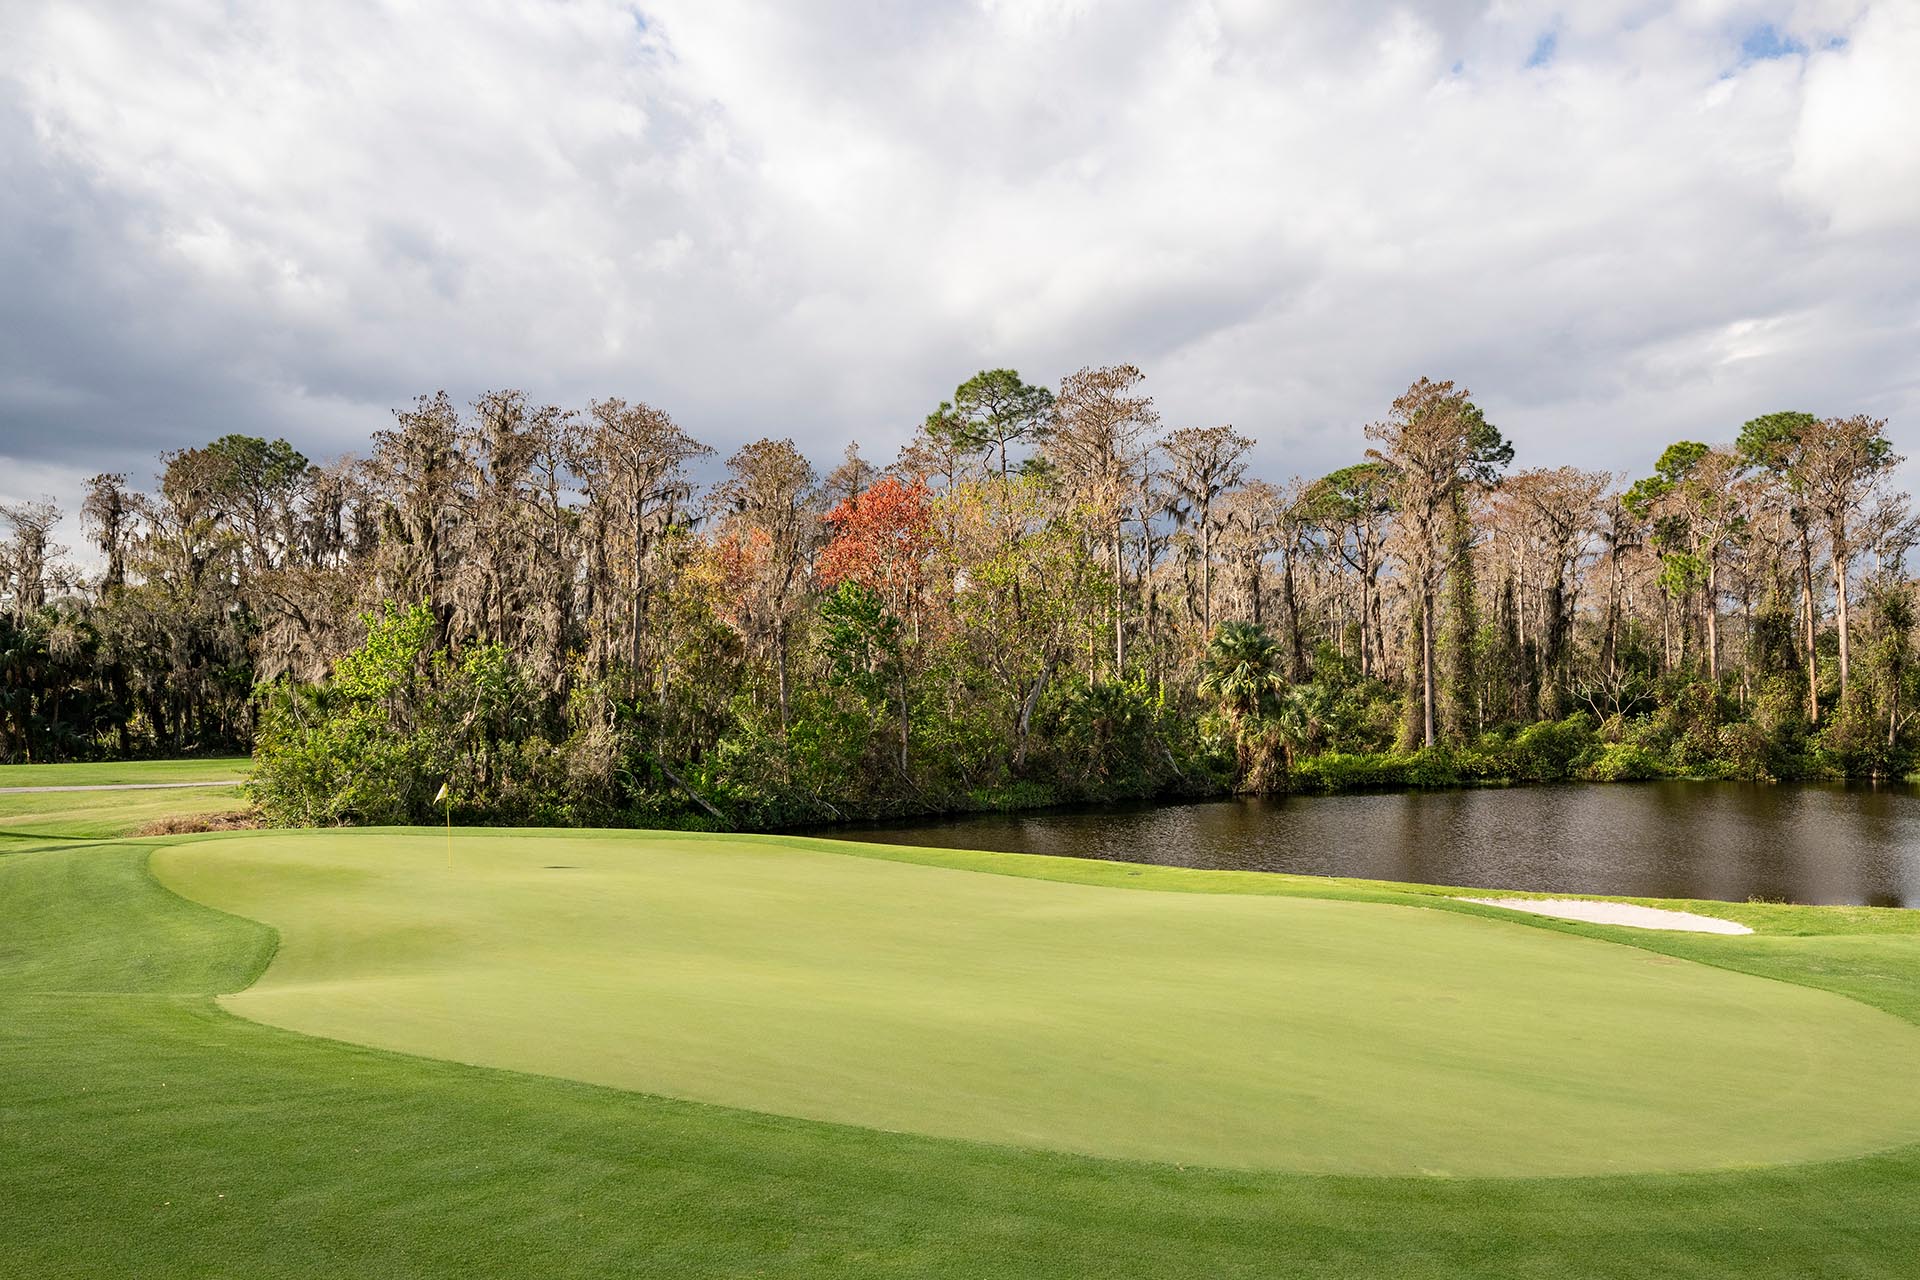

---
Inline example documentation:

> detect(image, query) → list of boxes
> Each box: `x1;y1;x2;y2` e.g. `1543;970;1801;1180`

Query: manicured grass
6;829;1920;1277
153;829;1920;1176
0;756;250;787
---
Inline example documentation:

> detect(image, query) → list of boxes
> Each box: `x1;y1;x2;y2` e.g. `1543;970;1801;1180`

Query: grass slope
151;828;1920;1177
0;757;250;787
0;785;249;840
0;757;251;839
3;830;1919;1277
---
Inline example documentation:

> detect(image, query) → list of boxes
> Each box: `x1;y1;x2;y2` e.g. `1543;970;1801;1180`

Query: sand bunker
1462;897;1753;935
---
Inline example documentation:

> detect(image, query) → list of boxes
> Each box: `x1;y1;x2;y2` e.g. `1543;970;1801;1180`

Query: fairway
0;758;251;840
0;756;249;787
152;828;1920;1177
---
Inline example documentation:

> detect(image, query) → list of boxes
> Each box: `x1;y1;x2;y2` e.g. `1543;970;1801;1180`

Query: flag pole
435;781;451;867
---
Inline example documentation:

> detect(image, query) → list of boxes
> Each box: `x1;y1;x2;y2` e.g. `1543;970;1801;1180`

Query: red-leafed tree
815;475;936;778
816;475;935;618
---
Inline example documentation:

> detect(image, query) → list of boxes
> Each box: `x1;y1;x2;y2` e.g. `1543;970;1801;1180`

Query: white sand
1460;897;1753;935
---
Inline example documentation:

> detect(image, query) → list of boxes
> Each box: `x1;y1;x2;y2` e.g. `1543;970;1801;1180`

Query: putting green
152;829;1920;1176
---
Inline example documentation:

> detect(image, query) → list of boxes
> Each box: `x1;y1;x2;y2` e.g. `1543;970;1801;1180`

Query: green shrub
250;603;444;826
1574;742;1667;782
251;601;577;828
1715;721;1773;780
1814;694;1895;779
1292;751;1409;791
1408;746;1484;788
967;780;1057;812
1504;715;1596;781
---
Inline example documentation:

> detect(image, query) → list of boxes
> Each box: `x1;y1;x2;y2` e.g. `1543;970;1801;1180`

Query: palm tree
1198;622;1287;787
1271;682;1334;772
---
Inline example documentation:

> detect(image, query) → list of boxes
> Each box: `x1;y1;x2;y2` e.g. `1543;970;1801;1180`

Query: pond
817;782;1920;907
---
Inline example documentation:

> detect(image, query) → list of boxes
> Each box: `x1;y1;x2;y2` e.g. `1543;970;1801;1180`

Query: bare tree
1299;463;1395;678
823;443;877;506
1046;365;1158;673
1;500;62;617
1161;424;1252;635
714;438;818;734
1216;480;1284;629
81;475;138;593
368;391;467;643
1366;378;1511;747
1496;466;1611;711
567;397;711;695
1793;416;1901;696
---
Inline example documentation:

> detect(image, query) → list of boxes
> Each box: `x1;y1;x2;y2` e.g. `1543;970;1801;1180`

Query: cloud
1789;3;1920;234
0;0;1913;529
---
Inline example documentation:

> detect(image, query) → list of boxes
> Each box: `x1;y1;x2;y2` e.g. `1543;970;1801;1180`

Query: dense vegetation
0;370;1909;826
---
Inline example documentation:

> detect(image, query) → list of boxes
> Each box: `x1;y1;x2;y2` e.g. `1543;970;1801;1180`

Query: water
818;782;1920;907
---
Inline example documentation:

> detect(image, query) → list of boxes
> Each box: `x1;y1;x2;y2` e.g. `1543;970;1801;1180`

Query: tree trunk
1890;676;1901;750
1602;551;1621;680
1013;661;1052;769
1356;553;1372;678
629;486;645;689
1422;589;1436;748
897;671;910;776
1542;579;1565;719
1802;531;1819;723
1832;524;1851;696
1200;515;1214;635
111;665;131;756
650;753;728;824
1739;588;1752;709
774;616;791;736
1370;566;1387;683
1705;558;1719;682
1282;553;1305;681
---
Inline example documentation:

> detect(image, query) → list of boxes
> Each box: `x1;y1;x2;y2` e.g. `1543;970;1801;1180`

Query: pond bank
806;780;1920;908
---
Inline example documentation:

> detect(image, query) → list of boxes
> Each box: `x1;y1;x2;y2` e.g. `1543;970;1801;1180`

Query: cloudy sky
2;0;1916;547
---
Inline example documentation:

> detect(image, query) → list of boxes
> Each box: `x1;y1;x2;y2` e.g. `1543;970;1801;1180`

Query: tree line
0;368;1910;826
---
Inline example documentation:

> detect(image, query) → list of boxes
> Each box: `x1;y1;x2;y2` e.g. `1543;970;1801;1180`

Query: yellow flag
438;781;452;868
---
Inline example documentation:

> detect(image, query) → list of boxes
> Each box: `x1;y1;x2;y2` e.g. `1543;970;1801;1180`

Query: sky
2;0;1916;558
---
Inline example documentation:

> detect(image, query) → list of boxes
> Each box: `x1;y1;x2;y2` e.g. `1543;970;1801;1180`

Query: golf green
152;828;1920;1177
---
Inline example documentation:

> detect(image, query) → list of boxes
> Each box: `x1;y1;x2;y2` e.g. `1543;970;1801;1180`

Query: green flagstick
435;781;450;866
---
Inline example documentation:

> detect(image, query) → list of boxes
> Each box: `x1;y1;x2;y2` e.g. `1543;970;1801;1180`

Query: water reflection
816;782;1920;907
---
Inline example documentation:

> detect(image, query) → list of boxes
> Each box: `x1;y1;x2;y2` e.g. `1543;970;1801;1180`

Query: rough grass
6;830;1920;1277
135;810;259;836
0;785;251;840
